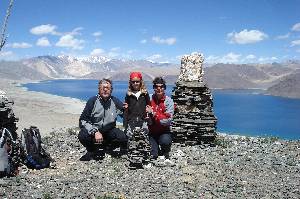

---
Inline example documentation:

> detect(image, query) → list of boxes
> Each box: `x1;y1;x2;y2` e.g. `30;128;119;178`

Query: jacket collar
152;93;166;103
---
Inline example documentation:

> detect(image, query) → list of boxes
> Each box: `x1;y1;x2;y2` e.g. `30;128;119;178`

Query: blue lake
23;79;300;140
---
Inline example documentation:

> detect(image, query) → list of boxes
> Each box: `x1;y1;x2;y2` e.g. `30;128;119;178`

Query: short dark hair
153;77;166;85
98;78;113;89
152;77;166;89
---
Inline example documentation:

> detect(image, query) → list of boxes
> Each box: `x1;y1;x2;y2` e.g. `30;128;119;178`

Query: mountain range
1;55;300;98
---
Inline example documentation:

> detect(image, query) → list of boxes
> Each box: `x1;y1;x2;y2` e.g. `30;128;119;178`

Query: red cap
130;72;142;80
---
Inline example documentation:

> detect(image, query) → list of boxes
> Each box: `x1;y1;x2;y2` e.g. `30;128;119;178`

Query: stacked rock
127;127;151;169
0;90;18;140
171;53;217;145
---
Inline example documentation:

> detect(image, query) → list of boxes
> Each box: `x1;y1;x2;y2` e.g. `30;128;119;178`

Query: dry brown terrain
0;79;85;136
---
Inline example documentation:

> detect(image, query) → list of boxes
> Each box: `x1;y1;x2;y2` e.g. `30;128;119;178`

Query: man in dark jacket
78;79;127;161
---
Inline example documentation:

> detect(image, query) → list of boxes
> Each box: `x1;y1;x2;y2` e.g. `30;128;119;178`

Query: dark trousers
78;127;127;152
149;133;172;159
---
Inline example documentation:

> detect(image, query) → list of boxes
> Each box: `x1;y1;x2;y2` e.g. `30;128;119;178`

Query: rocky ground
1;129;299;199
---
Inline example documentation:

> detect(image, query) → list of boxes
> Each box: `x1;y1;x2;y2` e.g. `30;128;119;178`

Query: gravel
1;128;299;198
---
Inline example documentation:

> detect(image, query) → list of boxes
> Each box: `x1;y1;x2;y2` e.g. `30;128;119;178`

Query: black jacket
124;92;150;128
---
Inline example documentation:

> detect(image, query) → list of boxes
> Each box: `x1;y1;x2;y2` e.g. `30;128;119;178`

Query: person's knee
78;128;91;145
108;128;127;143
116;129;128;142
159;134;172;146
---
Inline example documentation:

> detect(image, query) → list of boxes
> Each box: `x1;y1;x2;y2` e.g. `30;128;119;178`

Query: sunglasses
131;80;141;84
153;84;166;89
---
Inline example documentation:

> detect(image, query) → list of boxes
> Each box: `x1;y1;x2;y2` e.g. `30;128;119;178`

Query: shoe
128;162;143;170
164;159;175;166
93;149;105;161
158;156;165;161
144;163;152;169
79;152;94;161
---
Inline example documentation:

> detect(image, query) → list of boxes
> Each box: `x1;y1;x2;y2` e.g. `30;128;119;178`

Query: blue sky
1;0;300;63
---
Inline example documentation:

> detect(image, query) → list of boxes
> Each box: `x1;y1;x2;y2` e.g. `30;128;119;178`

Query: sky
1;0;300;64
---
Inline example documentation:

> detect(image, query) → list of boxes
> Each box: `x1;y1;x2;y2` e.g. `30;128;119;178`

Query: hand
94;131;103;143
123;102;128;109
146;105;152;114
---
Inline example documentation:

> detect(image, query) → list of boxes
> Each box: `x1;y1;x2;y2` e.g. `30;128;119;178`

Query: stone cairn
127;127;151;169
0;90;18;140
171;53;217;145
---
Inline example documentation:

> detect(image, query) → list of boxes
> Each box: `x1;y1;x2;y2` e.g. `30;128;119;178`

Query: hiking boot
93;149;105;161
79;152;94;161
164;158;175;166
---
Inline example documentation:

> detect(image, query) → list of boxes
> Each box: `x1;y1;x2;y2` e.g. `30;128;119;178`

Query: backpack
0;127;20;177
20;126;53;169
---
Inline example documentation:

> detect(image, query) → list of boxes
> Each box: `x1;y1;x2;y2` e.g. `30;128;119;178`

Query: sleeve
156;96;174;126
123;94;129;128
111;96;124;117
145;92;151;106
79;96;98;135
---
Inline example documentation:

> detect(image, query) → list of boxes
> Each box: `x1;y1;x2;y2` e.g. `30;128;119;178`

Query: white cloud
206;55;220;63
56;34;84;50
30;24;59;35
206;53;241;63
92;31;102;37
147;54;162;62
92;31;102;42
36;37;51;47
275;33;290;40
69;27;83;36
0;50;13;57
222;52;241;63
258;56;278;63
90;48;105;56
127;50;135;54
111;47;120;52
152;36;176;45
227;29;268;44
108;52;119;58
245;54;256;59
291;39;300;47
140;39;147;44
206;53;280;64
291;23;300;31
9;42;32;48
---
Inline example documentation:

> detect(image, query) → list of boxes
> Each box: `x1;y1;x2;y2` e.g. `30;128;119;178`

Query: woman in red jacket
147;77;174;160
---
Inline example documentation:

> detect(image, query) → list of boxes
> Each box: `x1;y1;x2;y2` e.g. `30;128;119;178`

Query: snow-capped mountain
19;55;179;79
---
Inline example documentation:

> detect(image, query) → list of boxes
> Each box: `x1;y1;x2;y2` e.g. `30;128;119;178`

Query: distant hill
0;61;48;80
1;55;300;98
203;63;295;89
266;70;300;99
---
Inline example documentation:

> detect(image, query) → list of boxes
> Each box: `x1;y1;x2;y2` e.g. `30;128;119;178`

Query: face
153;83;165;99
98;82;112;100
130;78;142;91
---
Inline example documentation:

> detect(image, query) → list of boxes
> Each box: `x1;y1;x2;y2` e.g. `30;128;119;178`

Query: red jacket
148;94;174;135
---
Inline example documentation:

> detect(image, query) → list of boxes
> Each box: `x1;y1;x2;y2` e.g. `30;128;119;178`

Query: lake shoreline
21;79;300;140
0;79;85;136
